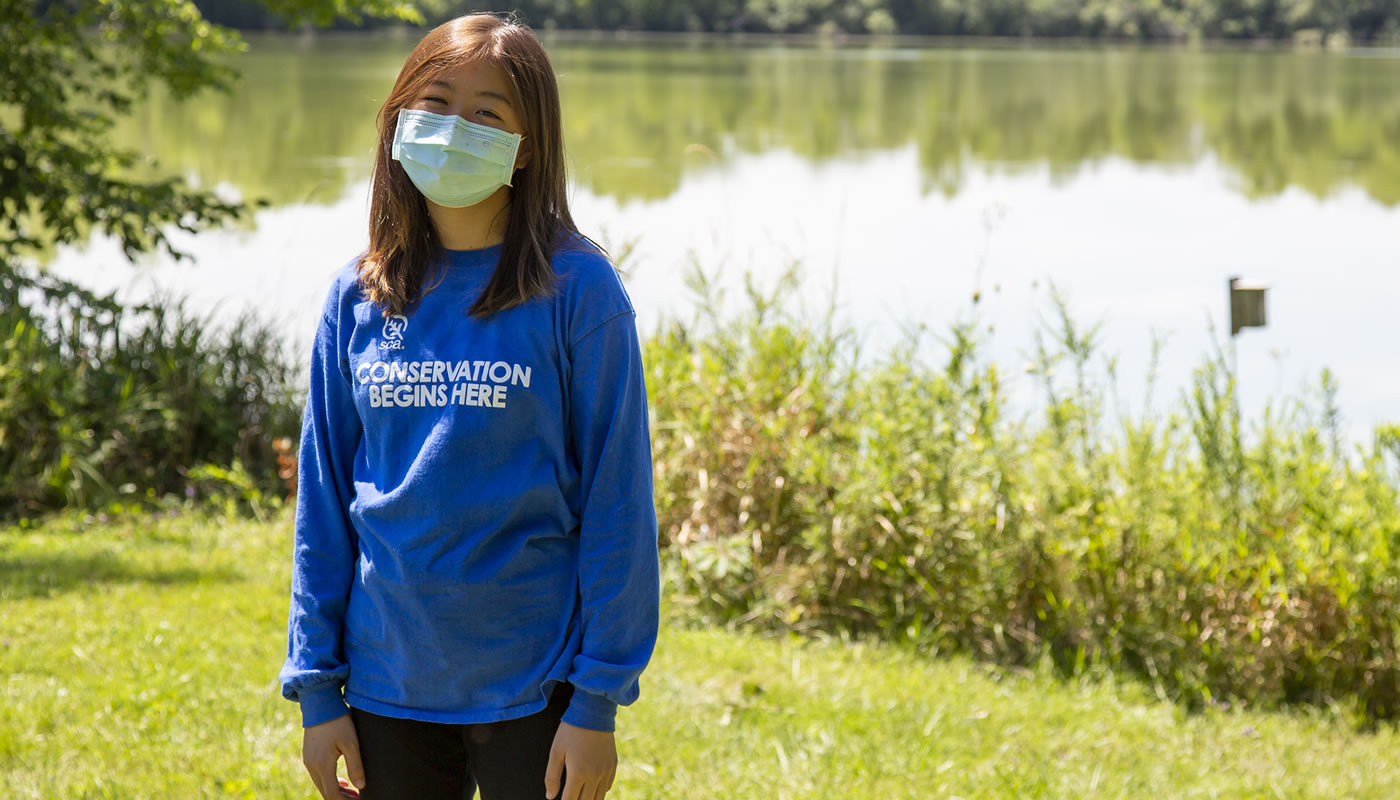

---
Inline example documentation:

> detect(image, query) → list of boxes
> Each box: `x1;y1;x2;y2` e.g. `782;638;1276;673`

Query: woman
278;14;660;800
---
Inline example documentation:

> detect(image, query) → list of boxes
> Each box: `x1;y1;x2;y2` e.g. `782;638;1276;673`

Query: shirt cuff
299;683;350;728
561;689;618;732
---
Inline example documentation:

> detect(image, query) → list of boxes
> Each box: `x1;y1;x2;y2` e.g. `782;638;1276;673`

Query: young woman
278;14;660;800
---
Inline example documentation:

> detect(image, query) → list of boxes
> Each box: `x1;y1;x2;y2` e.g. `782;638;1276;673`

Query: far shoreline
255;25;1400;55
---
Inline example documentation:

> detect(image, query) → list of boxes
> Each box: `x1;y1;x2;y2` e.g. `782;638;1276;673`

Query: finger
336;777;362;798
561;775;586;800
543;740;565;798
342;738;367;791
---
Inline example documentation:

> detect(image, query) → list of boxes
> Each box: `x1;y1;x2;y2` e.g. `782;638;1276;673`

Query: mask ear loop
501;134;525;187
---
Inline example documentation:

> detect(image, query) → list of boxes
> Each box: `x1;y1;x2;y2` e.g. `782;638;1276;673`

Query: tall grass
0;262;301;517
647;271;1400;726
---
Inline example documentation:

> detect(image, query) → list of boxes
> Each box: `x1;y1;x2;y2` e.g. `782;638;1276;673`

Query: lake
46;33;1400;440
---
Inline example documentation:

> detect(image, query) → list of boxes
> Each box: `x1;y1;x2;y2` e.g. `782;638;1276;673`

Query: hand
302;714;366;800
544;721;617;800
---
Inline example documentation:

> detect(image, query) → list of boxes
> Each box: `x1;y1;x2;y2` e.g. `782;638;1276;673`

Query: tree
0;0;421;266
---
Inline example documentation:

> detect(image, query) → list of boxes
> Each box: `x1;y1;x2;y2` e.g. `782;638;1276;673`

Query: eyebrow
427;80;513;108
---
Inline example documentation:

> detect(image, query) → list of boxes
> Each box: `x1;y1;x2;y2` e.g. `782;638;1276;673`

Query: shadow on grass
0;550;242;600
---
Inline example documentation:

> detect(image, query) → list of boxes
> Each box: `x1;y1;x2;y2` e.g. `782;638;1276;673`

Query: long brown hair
357;13;579;317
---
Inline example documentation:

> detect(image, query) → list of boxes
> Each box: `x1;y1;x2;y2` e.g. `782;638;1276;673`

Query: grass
2;510;1399;799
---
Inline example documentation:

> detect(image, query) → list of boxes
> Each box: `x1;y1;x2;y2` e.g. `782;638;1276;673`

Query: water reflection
110;36;1400;209
61;37;1400;441
49;149;1400;442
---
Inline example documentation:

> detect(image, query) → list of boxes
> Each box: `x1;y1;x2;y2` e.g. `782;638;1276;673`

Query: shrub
647;273;1400;725
0;262;301;517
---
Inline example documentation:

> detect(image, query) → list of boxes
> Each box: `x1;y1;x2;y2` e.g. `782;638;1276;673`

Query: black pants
350;684;572;800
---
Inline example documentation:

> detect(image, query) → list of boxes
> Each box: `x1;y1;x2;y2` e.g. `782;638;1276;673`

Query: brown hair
357;13;580;317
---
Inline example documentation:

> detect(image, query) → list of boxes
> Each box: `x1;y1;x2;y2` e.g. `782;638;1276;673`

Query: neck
427;186;510;250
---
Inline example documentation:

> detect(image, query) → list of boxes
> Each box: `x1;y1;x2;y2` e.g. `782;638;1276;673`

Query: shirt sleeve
561;310;662;732
278;280;363;728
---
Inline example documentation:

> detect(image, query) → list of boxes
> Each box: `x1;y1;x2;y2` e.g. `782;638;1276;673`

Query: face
406;59;530;169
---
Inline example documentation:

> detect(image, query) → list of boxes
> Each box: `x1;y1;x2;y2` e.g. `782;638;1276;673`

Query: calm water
49;34;1400;439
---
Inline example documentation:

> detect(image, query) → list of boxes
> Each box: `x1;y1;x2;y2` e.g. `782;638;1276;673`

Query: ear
514;136;531;172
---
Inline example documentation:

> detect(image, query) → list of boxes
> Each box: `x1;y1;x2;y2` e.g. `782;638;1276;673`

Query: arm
279;298;363;729
561;310;662;733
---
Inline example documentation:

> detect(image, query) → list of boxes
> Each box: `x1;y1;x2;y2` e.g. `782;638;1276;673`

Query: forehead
423;59;515;101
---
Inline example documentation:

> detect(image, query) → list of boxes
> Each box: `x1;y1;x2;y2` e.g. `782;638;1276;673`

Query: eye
476;108;501;120
423;95;447;105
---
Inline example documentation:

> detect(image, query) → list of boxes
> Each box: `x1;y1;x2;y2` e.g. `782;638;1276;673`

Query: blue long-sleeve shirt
279;240;660;733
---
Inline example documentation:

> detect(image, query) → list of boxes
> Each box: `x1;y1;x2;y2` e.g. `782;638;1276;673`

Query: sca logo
379;314;408;351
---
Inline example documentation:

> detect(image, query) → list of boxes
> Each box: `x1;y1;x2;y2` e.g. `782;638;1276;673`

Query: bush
647;272;1400;725
0;262;302;517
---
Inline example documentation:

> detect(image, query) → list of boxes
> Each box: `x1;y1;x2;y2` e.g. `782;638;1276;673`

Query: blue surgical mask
391;109;524;208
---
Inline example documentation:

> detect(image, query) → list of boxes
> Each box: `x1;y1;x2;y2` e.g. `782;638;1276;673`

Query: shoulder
320;255;369;320
552;235;627;301
551;234;635;345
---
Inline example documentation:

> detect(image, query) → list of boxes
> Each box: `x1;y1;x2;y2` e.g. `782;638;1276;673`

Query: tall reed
0;262;301;517
647;271;1400;725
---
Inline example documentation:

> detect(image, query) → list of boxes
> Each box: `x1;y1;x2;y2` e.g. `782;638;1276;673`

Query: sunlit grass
2;510;1398;799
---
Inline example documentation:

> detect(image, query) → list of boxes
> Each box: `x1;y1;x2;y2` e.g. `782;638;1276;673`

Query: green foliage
0;0;421;266
2;0;241;263
369;0;1400;39
186;460;282;520
0;0;421;517
0;263;302;517
647;272;1400;725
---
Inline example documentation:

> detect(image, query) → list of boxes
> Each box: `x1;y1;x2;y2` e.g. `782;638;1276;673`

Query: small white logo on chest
380;314;408;350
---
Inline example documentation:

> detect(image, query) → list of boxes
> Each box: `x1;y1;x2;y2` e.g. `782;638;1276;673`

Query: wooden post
1227;276;1268;535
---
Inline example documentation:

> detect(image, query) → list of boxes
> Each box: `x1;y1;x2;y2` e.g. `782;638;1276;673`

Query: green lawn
2;510;1397;799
